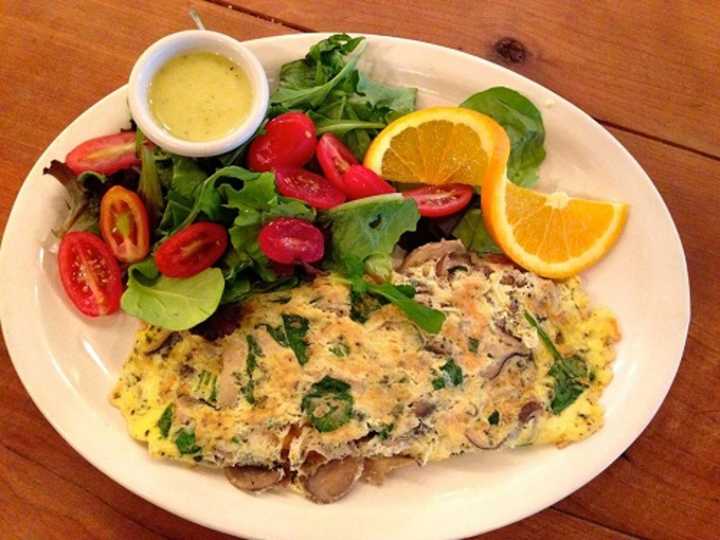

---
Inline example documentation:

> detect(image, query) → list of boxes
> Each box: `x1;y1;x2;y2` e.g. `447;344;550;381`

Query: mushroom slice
466;428;511;450
362;457;415;486
216;334;248;409
401;240;465;271
139;327;174;353
303;457;364;504
518;401;543;424
225;465;284;492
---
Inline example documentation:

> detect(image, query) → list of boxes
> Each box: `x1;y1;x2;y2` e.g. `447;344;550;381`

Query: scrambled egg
112;241;619;502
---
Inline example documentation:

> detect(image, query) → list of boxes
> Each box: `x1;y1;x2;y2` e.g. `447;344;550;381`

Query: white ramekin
128;30;269;157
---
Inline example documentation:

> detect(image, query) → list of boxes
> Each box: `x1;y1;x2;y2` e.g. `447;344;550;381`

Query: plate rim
0;31;691;539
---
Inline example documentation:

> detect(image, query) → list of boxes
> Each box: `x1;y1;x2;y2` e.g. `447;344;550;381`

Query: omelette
112;240;620;503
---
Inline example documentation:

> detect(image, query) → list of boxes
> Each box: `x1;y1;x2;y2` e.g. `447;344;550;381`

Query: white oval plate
0;34;689;539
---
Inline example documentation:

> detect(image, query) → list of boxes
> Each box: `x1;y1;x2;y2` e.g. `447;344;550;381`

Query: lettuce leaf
325;194;446;333
326;193;419;280
121;259;224;330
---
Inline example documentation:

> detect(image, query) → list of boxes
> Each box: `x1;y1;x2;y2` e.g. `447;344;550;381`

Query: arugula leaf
220;171;315;281
270;34;417;159
156;405;173;438
175;428;201;455
121;259;225;331
452;209;502;255
169;155;206;198
524;311;589;414
326;193;419;280
365;282;445;334
170;166;261;234
137;133;164;221
461;87;546;187
301;376;354;432
158;190;193;235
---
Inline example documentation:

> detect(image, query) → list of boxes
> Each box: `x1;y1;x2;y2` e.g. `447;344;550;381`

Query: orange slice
482;174;629;278
363;107;510;186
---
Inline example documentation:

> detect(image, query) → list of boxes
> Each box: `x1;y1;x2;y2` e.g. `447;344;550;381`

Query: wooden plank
0;0;718;539
225;0;720;158
0;0;297;236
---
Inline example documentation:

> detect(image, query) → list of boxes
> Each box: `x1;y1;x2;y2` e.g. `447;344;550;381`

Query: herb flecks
175;428;201;455
432;358;464;390
157;405;173;438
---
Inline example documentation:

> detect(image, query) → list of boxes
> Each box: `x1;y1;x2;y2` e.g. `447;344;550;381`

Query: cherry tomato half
275;167;346;210
155;222;228;278
247;112;317;172
58;232;123;317
316;133;359;192
403;183;474;218
66;132;140;176
99;186;150;263
341;165;395;200
258;218;324;265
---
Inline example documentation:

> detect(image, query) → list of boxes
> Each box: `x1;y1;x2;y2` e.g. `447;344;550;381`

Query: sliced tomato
155;222;228;278
66;132;140;175
316;133;358;192
258;218;324;264
58;232;123;317
341;165;395;200
99;186;150;263
275;167;346;210
247;112;317;172
403;183;474;217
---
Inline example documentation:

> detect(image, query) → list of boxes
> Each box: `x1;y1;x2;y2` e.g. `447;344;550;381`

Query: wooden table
1;1;718;538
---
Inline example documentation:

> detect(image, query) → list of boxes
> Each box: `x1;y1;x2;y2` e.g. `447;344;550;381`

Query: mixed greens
50;33;548;340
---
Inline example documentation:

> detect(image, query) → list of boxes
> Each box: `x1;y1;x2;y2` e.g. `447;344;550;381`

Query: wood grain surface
1;1;718;539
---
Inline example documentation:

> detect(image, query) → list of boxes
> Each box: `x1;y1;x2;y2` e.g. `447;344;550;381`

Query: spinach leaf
461;87;546;187
258;314;310;365
524;311;589;414
174;428;201;455
156;405;173;438
452;209;502;255
242;335;263;404
326;193;420;280
468;337;480;353
488;410;500;425
121;259;224;331
301;376;354;432
282;314;310;366
432;358;464;389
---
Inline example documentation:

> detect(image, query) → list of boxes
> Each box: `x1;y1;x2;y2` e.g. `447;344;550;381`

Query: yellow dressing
148;52;252;142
